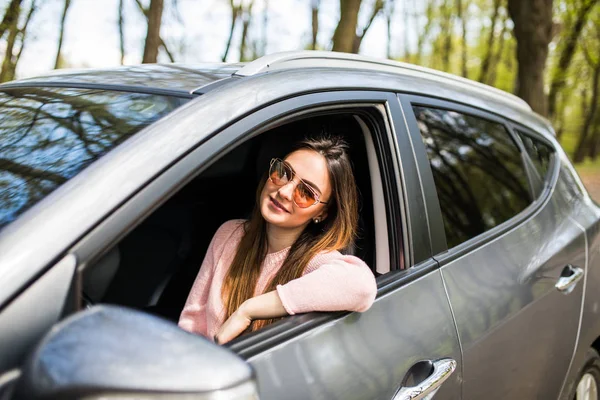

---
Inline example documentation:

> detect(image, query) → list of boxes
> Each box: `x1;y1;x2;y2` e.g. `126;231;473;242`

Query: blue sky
16;0;407;79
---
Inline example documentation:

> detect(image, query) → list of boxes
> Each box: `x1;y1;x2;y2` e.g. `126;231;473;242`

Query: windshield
0;87;188;230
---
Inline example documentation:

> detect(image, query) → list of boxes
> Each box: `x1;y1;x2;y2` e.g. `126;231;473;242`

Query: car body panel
248;267;461;400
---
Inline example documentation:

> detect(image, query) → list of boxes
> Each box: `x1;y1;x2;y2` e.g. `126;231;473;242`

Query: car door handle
393;358;457;400
555;265;584;294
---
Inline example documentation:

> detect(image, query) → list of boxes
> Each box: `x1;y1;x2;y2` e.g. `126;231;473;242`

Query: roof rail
235;51;531;112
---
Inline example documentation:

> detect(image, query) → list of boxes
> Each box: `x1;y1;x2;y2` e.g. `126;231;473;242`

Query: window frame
399;94;560;262
68;90;428;358
508;123;559;196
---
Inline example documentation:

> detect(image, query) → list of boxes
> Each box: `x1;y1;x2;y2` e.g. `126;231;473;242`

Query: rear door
402;94;585;399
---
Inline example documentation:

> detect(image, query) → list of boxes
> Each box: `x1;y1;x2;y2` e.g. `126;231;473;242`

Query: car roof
0;63;246;94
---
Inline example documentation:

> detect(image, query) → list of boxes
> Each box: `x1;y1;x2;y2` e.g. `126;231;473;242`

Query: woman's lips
270;196;289;213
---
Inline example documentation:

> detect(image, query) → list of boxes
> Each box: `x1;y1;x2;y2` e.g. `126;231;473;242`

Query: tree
573;18;599;162
458;0;469;77
415;0;435;65
479;0;502;83
548;0;599;118
118;0;125;64
311;0;320;50
352;0;384;53
0;0;37;82
222;0;241;61
332;0;361;52
508;0;554;115
142;0;164;63
238;0;255;61
54;0;71;69
135;0;174;62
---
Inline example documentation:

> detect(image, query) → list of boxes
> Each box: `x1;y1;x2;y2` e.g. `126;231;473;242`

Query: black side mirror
13;305;258;399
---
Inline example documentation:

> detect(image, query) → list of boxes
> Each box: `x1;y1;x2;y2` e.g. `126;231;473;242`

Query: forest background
0;0;599;199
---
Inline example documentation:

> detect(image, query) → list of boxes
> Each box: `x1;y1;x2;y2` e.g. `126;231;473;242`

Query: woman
178;135;377;344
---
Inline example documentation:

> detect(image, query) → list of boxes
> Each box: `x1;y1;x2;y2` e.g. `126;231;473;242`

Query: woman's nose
277;180;295;201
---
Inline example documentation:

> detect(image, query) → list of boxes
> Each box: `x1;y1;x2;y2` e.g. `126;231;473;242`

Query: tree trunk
14;0;36;67
239;1;254;62
487;14;508;86
588;117;600;160
508;0;554;116
222;0;240;61
119;0;125;64
415;0;434;65
0;0;21;82
352;0;383;53
311;0;319;50
548;0;599;118
142;0;164;63
0;0;21;41
458;0;468;77
479;0;501;83
440;0;453;72
332;0;362;53
574;66;599;163
54;0;71;69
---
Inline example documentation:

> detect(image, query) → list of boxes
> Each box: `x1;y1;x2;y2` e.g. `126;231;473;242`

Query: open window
80;104;399;327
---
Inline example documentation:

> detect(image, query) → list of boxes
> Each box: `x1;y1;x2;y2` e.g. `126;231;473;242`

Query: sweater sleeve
178;220;243;334
276;253;377;315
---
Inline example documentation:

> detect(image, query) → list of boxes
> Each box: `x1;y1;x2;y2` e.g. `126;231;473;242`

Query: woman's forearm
239;290;289;320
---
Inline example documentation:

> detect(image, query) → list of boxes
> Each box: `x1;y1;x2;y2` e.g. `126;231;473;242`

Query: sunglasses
269;158;329;208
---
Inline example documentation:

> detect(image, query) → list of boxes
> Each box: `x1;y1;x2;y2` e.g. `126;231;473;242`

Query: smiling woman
178;135;377;343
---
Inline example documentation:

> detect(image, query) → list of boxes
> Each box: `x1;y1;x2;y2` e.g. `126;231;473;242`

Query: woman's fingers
215;311;252;344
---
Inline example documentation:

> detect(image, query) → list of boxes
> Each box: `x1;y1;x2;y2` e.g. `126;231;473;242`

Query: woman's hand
214;303;252;344
214;291;289;344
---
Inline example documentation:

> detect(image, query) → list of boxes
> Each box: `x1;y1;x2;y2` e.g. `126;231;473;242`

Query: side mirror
13;305;258;399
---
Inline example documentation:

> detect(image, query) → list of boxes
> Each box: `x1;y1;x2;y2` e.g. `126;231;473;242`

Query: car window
0;87;187;231
516;130;554;181
413;106;532;248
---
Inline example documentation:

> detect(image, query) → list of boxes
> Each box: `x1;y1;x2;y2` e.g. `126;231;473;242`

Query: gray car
0;51;599;400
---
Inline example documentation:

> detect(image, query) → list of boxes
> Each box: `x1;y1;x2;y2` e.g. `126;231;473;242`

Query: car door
187;91;463;400
401;94;585;399
68;88;463;399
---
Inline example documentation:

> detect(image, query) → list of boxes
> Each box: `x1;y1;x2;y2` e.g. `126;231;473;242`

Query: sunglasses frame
269;158;329;208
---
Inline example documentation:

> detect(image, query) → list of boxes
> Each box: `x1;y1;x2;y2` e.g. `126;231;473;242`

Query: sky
15;0;412;79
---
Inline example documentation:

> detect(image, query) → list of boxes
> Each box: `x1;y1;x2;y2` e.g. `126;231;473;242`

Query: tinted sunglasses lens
293;182;317;208
269;160;289;185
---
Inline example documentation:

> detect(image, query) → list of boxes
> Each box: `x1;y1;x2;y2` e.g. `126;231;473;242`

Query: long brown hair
221;135;359;330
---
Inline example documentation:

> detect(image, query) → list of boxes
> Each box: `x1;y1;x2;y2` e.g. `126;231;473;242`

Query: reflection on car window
516;130;554;181
0;88;186;230
414;106;532;248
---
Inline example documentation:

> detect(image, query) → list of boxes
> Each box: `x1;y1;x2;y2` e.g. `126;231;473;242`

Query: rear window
516;130;554;181
0;87;187;230
414;106;532;248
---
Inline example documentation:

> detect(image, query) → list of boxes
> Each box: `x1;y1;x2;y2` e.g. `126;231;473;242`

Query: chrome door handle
555;265;584;294
393;358;457;400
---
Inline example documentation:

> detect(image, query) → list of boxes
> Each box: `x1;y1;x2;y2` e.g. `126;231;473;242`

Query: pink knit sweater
178;219;377;339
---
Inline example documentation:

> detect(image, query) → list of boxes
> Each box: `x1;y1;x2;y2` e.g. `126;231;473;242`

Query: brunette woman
178;135;377;344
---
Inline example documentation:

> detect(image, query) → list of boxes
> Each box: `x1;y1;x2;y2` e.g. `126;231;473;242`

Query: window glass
516;130;554;180
0;87;187;230
414;106;532;248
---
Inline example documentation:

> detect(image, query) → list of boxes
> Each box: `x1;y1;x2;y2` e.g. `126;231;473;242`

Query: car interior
81;109;392;326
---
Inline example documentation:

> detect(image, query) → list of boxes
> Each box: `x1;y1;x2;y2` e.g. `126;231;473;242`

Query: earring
314;218;320;224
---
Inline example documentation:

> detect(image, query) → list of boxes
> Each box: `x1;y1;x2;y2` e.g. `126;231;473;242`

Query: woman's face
260;149;332;230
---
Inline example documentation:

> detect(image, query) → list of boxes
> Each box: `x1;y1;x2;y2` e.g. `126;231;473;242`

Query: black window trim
399;94;560;265
68;90;430;360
